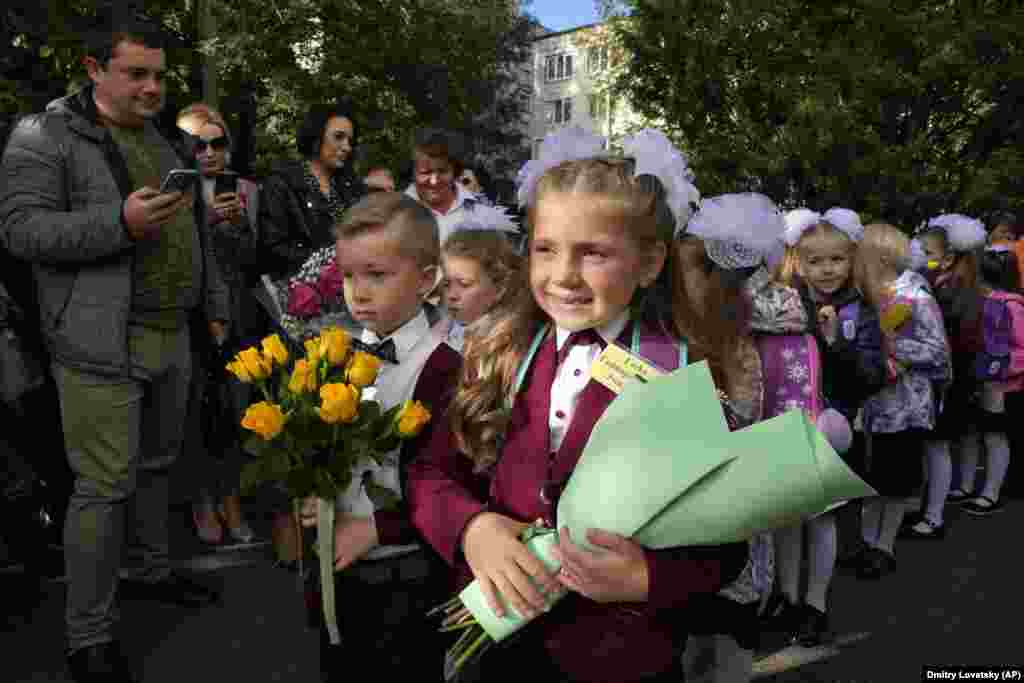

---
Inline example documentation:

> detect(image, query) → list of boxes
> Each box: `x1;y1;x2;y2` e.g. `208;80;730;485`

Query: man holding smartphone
0;13;228;683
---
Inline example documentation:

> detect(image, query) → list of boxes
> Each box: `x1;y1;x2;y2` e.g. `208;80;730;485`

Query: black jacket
257;160;366;280
795;279;886;422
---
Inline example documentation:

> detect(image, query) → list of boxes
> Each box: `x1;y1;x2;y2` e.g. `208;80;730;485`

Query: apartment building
527;22;637;158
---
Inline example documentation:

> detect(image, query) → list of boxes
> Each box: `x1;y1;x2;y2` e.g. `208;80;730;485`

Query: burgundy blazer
406;321;748;683
373;341;463;547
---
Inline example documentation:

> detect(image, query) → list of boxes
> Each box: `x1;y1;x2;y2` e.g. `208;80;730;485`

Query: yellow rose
226;359;252;383
241;401;286;440
346;351;382;388
305;336;324;363
261;334;290;367
320;327;351;366
395;400;431;438
288;358;317;394
317;383;359;424
237;347;271;381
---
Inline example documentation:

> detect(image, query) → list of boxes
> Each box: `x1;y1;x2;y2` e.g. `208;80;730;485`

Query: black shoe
760;593;803;646
946;488;971;505
793;605;830;647
119;571;221;607
67;642;139;683
962;496;1004;517
855;547;895;580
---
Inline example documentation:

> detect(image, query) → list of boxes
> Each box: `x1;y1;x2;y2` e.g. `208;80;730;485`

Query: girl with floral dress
851;223;951;578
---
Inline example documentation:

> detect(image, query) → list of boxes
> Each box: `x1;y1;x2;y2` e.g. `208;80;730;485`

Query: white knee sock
923;440;952;525
981;432;1011;502
957;431;981;494
861;498;884;546
774;524;802;604
875;498;906;555
805;513;836;613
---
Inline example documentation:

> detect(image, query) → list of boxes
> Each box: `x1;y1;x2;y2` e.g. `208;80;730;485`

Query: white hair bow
782;207;864;246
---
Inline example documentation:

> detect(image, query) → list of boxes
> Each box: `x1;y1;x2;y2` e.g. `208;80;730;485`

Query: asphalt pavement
2;492;1020;683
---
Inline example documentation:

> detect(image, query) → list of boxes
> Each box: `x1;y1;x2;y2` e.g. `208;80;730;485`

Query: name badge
591;342;666;394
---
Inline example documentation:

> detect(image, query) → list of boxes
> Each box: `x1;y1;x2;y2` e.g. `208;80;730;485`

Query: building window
544;53;574;82
588;46;608;74
589;93;606;120
553;97;573;124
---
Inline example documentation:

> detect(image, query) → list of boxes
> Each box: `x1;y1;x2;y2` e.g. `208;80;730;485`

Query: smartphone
159;169;199;194
214;172;239;197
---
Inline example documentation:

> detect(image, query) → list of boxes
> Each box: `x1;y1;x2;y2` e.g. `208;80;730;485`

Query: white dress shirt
548;313;630;453
336;309;442;560
404;183;481;244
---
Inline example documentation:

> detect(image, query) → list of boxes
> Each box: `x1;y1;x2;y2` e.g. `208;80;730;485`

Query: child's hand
818;305;838;345
550;526;650;604
332;514;379;571
461;512;562;619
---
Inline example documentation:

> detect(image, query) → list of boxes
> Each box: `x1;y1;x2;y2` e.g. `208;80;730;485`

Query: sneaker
900;518;946;540
962;496;1004;517
946;488;971;505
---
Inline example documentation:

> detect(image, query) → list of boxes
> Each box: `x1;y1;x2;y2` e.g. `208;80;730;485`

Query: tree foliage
611;0;1024;226
2;0;535;185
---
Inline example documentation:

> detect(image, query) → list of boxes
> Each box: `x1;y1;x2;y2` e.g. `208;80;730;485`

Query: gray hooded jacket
0;87;229;378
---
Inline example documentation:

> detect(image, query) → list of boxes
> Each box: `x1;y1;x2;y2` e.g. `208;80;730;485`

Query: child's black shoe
793;605;830;647
962;496;1004;516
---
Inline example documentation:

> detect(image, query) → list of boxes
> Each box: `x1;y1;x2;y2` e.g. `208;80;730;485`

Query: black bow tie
360;338;398;364
556;328;605;366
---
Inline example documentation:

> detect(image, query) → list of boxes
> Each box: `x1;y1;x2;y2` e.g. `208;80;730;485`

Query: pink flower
287;282;322;318
316;259;343;302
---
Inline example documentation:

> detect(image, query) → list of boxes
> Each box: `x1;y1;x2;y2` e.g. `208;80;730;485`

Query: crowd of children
290;125;1018;683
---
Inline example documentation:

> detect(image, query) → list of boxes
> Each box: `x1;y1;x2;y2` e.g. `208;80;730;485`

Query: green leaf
358;402;382;423
242;434;273;457
362;472;400;511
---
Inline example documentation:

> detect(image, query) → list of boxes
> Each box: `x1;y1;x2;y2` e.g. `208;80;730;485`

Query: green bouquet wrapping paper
437;361;876;678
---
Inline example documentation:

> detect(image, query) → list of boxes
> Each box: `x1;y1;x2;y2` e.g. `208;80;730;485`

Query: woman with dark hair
259;102;367;280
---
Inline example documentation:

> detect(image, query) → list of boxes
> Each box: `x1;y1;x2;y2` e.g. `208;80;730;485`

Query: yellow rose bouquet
227;328;432;644
227;328;430;503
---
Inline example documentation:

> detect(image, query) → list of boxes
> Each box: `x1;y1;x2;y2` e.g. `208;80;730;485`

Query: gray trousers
53;324;191;654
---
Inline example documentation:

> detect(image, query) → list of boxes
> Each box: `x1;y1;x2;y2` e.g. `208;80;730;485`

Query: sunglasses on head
194;136;228;153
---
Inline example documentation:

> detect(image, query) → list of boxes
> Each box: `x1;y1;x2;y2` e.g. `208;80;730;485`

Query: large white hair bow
449;203;519;235
782;207;863;246
515;126;607;209
687;193;787;269
925;214;986;252
621;129;700;235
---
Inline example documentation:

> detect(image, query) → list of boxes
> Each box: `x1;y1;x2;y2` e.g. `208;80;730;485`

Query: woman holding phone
175;103;258;547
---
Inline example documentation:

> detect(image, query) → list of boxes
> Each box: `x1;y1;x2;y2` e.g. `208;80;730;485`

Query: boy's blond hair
335;192;440;267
